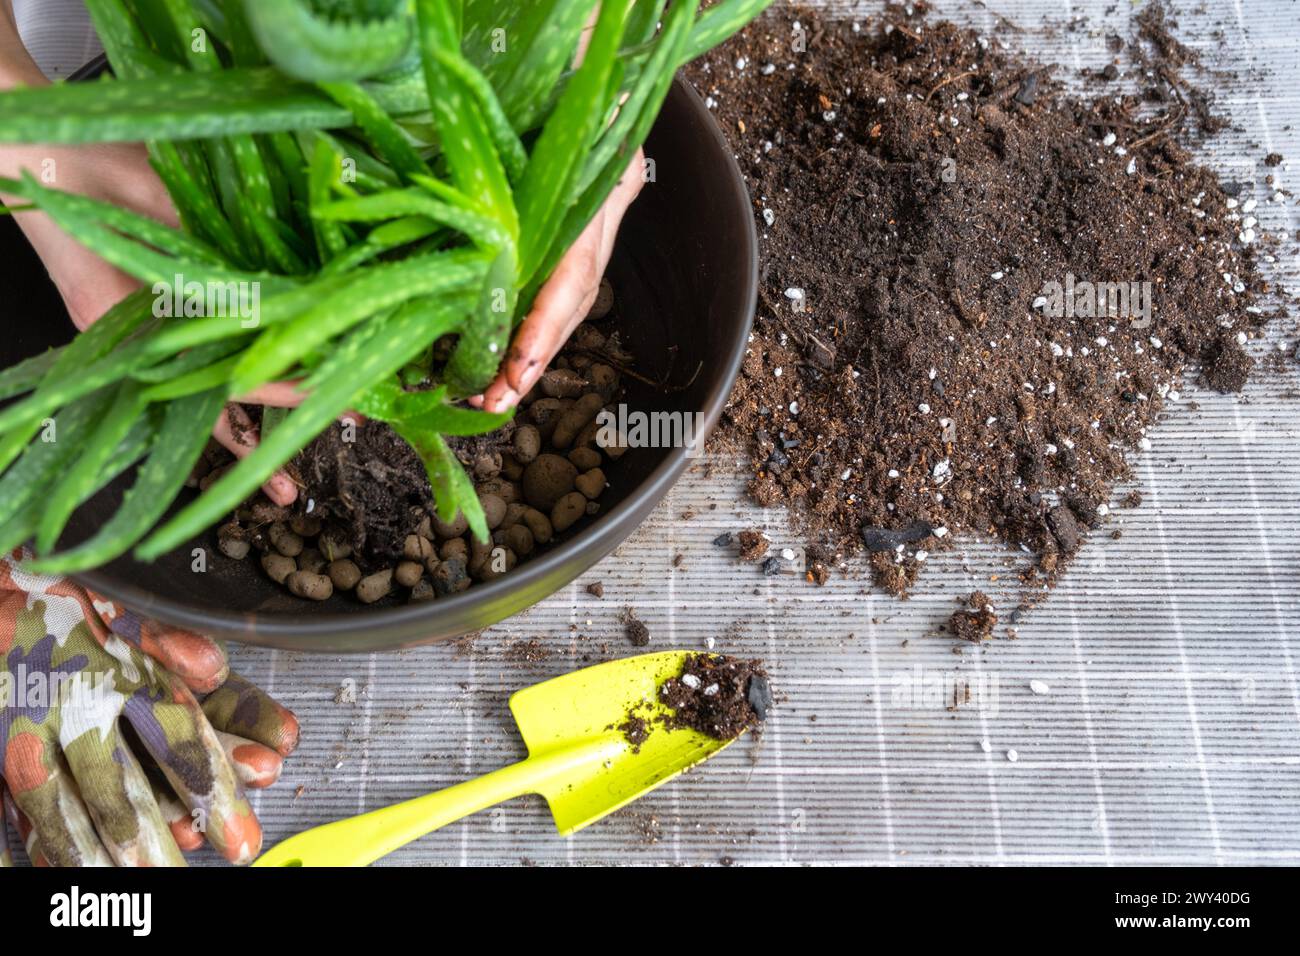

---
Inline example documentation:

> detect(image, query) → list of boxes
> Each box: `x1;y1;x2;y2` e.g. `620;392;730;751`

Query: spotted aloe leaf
243;0;415;82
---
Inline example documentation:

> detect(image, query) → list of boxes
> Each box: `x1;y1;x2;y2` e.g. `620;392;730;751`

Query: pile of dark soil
685;3;1277;597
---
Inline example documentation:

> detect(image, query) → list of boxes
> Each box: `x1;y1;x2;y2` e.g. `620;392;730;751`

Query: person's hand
2;140;302;506
475;148;645;413
0;548;299;866
0;13;301;505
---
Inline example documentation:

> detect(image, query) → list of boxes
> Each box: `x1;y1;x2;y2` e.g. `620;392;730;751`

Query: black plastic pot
0;76;757;652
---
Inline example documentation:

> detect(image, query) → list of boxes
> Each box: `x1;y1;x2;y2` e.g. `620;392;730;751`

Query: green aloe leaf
0;417;157;561
680;0;776;64
0;174;226;265
0;348;62;402
576;0;697;198
0;389;117;529
515;0;629;286
0;290;155;476
444;242;517;395
36;382;149;554
315;186;509;248
318;80;429;183
243;0;414;82
229;248;485;393
0;69;352;144
138;294;465;560
391;423;488;542
414;0;516;233
26;388;224;575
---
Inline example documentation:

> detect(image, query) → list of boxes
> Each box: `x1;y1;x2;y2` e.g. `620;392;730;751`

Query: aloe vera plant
0;0;772;574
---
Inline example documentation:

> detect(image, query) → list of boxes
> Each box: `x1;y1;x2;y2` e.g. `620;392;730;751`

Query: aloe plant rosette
0;0;771;574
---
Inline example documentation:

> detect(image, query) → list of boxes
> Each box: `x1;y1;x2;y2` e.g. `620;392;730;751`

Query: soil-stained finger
212;403;299;506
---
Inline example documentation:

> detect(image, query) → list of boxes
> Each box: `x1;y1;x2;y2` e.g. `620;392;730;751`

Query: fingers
201;671;300;758
216;731;284;789
83;592;230;695
147;773;205;853
481;210;607;413
235;380;306;408
123;676;261;865
212;404;299;507
5;729;115;866
58;676;186;866
1;782;14;867
3;782;49;867
131;620;229;695
481;150;646;414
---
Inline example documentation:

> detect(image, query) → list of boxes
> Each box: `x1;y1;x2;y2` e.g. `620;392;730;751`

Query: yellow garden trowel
255;651;752;866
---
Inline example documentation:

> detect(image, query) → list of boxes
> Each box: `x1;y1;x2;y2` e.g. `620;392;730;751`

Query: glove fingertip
217;807;263;866
225;736;285;789
274;705;301;757
170;819;206;853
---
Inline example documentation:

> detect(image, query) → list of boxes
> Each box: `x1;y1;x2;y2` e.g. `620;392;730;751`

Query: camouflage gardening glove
0;549;299;866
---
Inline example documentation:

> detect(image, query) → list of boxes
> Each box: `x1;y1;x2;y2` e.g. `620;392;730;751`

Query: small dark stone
1047;505;1082;553
712;532;734;547
1015;72;1040;106
747;674;774;720
861;521;933;552
761;556;783;576
1101;63;1119;81
1066;494;1102;529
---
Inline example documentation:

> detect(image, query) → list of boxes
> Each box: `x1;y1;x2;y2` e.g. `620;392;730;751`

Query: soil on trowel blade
685;3;1277;599
658;653;772;742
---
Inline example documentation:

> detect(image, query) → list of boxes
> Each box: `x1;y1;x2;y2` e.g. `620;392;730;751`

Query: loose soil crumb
586;581;605;598
736;529;769;562
658;653;771;741
686;3;1275;597
623;607;651;647
504;639;553;664
617;714;651;752
948;591;998;643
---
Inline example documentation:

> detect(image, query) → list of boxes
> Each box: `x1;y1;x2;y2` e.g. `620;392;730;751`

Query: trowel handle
254;738;621;867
